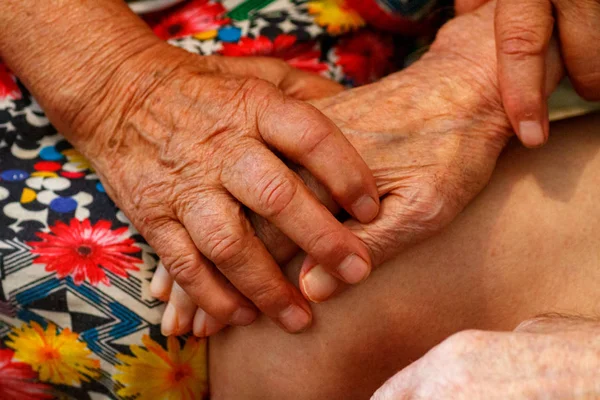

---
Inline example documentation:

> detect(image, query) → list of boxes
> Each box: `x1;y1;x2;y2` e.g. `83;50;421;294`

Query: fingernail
301;264;339;302
230;307;257;326
352;195;379;223
193;309;208;337
519;121;545;147
278;304;311;333
337;254;370;284
150;262;171;299
161;304;176;336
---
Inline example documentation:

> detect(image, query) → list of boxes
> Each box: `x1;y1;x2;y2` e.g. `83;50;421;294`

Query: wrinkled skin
373;316;600;399
155;0;564;336
63;48;384;334
457;0;600;147
1;0;382;334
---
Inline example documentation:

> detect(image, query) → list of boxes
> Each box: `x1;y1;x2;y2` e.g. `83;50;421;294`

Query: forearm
0;0;160;134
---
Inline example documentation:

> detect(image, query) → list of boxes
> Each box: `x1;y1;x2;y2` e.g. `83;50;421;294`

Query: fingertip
337;253;371;285
150;262;173;300
277;304;312;333
351;194;380;223
518;120;547;148
161;303;176;337
300;263;340;303
193;308;228;337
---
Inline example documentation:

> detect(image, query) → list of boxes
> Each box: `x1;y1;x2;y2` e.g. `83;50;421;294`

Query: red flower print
152;0;230;40
335;30;395;85
0;349;52;400
221;35;328;74
28;219;142;286
0;63;21;101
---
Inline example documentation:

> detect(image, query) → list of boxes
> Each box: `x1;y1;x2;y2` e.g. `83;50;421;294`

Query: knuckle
498;23;550;58
247;281;289;311
164;253;201;288
295;108;335;157
207;228;248;267
305;228;346;259
399;181;452;232
255;171;298;218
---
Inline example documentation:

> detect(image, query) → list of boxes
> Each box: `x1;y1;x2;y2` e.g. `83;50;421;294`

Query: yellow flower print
308;0;365;35
114;335;208;400
6;322;101;386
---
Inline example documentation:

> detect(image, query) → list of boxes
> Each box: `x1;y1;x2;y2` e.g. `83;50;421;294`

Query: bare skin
208;112;600;400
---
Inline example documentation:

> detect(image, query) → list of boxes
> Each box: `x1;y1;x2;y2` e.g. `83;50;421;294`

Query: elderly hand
298;0;564;302
372;316;600;399
0;0;381;334
459;0;599;147
72;47;383;334
154;0;564;336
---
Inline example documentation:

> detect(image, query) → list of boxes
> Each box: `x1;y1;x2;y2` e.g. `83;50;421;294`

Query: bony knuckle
498;25;547;57
400;182;451;232
248;282;288;310
305;228;346;258
256;172;298;217
207;230;247;266
296;112;334;156
164;254;200;287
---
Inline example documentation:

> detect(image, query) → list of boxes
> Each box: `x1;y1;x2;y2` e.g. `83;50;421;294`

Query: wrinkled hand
154;0;565;336
495;0;600;147
298;0;565;302
372;316;600;399
458;0;598;147
62;41;382;334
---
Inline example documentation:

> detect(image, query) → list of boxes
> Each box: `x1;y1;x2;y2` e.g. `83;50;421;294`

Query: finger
250;164;339;266
161;283;196;336
180;193;313;333
142;219;258;327
278;67;345;100
258;96;380;224
150;261;173;301
553;0;600;100
193;308;228;337
495;0;554;147
300;190;451;302
203;56;345;100
224;145;373;286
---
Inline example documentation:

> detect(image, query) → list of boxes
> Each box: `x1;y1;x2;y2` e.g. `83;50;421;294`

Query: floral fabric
0;0;445;399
